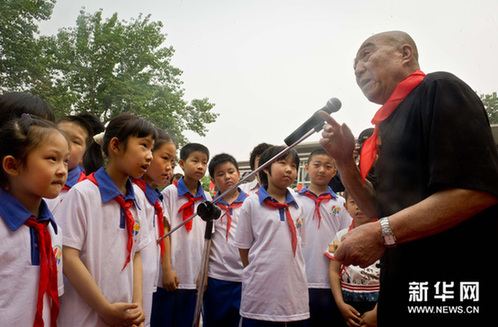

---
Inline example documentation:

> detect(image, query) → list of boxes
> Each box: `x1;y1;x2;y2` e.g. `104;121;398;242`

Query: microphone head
323;97;341;114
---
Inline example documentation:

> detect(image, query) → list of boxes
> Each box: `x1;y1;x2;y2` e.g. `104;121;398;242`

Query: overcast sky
39;0;498;166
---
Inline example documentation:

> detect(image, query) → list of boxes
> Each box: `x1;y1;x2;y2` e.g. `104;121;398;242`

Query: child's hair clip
93;131;105;146
21;113;30;117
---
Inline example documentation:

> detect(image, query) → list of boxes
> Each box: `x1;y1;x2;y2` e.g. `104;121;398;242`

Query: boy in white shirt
202;153;248;327
152;143;212;327
296;148;352;326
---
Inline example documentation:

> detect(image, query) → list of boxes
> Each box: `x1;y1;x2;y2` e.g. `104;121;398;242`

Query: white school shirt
233;186;309;322
132;180;163;327
208;189;248;282
296;186;352;289
0;190;64;326
239;178;260;196
56;168;151;327
160;177;212;290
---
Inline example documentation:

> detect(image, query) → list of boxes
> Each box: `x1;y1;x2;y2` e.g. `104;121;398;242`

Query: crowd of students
0;91;378;327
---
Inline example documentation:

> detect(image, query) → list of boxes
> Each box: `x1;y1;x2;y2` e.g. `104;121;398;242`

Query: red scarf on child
132;178;166;260
174;181;202;232
301;191;333;229
359;70;426;181
216;202;243;241
24;217;59;327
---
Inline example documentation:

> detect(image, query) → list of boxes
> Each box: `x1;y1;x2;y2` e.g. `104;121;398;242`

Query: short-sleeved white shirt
132;179;163;327
208;189;247;282
0;191;63;326
233;186;309;322
160;177;212;290
297;187;351;289
56;168;151;327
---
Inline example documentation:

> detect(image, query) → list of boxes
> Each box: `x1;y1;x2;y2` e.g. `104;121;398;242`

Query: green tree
480;92;498;124
35;9;218;145
0;0;56;92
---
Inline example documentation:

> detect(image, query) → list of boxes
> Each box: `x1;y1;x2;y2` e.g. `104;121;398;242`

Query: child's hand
329;240;342;253
99;302;142;327
162;267;179;291
360;308;377;327
127;302;145;327
338;302;361;327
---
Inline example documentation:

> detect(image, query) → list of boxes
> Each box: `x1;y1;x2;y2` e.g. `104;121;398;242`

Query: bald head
354;30;421;104
365;31;419;67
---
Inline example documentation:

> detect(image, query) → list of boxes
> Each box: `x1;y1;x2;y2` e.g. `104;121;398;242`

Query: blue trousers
202;277;242;327
240;318;308;327
150;287;196;327
308;288;343;327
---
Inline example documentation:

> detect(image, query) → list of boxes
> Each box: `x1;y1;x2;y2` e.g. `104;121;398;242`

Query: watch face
384;234;396;246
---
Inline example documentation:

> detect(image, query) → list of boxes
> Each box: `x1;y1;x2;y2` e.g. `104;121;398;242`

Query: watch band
380;217;397;247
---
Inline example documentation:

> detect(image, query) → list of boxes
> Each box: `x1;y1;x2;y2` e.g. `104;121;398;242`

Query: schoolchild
170;172;183;184
56;113;156;326
326;190;380;327
45;115;94;214
240;142;272;196
132;128;177;327
234;146;309;326
202;153;248;327
0;92;55;127
0;115;69;326
296;148;351;326
76;112;105;174
151;143;212;327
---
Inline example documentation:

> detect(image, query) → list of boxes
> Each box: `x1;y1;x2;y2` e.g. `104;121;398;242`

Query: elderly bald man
320;31;498;326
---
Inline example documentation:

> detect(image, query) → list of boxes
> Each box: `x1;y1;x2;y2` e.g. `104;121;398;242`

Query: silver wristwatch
380;217;397;247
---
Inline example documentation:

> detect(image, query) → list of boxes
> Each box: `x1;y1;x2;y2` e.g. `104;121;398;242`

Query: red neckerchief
216;202;243;241
24;217;59;327
359;70;426;181
132;178;166;261
62;171;86;191
301;191;333;229
86;173;135;270
174;181;202;232
263;198;297;256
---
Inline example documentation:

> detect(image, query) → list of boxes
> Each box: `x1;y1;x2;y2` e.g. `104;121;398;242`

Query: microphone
284;98;341;146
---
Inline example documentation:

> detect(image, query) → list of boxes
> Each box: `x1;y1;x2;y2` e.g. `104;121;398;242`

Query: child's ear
2;155;20;177
210;176;215;185
304;164;309;174
109;137;122;155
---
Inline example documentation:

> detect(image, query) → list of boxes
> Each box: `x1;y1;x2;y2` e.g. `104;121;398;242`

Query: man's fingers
318;110;341;128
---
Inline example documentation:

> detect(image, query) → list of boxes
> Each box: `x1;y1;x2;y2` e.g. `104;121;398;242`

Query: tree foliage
480;92;498;125
0;0;56;91
0;6;218;145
